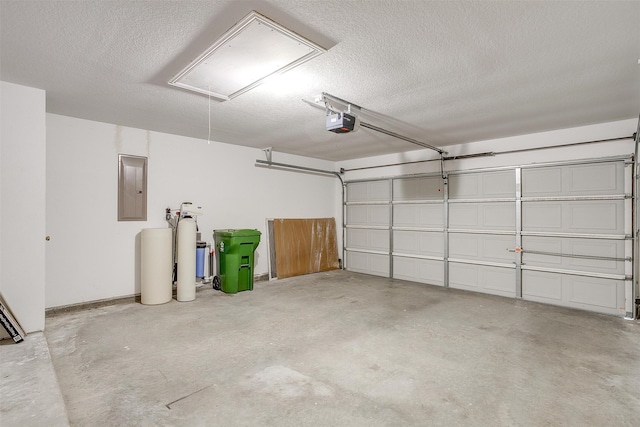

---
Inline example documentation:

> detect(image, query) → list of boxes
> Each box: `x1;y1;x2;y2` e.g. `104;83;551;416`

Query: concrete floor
0;332;69;426
3;270;640;426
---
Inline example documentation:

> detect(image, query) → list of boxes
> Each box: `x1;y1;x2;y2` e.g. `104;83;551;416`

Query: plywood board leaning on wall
273;218;339;279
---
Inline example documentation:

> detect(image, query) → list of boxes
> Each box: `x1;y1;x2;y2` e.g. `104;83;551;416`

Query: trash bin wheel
212;275;221;290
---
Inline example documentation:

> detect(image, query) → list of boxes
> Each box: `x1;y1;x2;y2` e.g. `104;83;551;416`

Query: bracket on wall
263;147;273;163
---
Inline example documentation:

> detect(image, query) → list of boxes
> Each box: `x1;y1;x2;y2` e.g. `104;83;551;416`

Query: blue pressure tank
196;242;206;278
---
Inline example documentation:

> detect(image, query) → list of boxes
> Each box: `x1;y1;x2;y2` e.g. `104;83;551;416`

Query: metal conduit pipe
255;159;346;270
634;117;640;319
342;135;635;173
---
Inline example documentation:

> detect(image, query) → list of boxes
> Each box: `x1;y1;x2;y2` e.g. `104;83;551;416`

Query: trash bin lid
214;229;261;237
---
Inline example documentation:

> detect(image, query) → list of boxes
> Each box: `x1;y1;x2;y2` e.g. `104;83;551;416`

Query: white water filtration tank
141;228;173;305
177;217;197;301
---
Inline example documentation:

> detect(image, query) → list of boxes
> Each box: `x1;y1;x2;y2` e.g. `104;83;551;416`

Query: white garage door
344;156;634;317
520;161;632;316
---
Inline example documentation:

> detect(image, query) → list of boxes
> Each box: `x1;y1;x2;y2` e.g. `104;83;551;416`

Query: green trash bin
213;229;261;294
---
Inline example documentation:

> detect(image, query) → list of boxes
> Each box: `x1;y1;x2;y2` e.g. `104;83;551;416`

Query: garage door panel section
393;257;444;286
522;270;624;316
347;228;389;252
522;200;624;235
449;202;515;231
347;205;389;227
393;176;444;201
393;204;443;229
346;181;391;276
449;170;515;199
449;263;515;297
521;162;624;197
449;233;515;264
520;159;630;316
447;169;517;299
568;201;623;233
393;230;444;258
522;236;625;275
347;180;390;202
346;251;389;277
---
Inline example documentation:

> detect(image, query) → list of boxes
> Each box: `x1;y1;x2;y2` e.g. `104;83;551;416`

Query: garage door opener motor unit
326;112;359;133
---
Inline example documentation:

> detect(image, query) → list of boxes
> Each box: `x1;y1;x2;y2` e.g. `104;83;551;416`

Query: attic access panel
169;11;326;101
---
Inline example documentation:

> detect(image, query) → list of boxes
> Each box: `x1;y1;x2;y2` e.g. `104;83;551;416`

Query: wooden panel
274;218;339;279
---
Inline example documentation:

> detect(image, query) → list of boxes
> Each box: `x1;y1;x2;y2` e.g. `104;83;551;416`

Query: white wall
0;81;46;332
338;119;637;180
45;114;341;308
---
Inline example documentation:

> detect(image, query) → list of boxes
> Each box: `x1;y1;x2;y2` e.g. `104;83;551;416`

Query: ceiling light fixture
169;11;326;101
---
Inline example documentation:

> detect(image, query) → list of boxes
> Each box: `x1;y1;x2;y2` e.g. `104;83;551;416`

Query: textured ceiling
1;0;638;161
